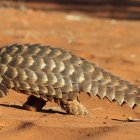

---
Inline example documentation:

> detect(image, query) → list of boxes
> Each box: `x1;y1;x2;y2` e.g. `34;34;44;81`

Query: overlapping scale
0;43;139;108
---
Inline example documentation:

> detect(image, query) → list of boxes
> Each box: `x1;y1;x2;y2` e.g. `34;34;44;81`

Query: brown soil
0;3;140;140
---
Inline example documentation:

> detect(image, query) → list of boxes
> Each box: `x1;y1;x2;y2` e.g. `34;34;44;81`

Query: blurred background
0;0;140;19
0;0;140;85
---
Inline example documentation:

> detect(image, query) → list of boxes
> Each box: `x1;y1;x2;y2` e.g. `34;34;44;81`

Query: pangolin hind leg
23;95;46;111
60;99;88;115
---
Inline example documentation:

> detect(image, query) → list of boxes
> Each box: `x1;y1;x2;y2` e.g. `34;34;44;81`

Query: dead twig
112;117;140;122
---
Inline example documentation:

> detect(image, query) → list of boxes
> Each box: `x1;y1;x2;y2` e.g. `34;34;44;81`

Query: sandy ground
0;5;140;140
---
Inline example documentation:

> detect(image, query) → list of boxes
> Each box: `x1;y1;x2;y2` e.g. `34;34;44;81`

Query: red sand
0;7;140;140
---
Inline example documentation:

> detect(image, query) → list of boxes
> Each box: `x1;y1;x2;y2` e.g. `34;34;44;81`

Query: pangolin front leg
23;95;46;111
60;99;88;115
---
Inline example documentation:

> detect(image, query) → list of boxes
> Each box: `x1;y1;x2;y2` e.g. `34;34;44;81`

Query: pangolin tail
80;64;140;108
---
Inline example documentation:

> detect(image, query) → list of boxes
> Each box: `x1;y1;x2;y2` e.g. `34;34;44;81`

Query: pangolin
0;43;140;115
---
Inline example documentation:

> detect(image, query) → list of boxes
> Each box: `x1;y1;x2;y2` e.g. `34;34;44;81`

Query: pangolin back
0;43;140;108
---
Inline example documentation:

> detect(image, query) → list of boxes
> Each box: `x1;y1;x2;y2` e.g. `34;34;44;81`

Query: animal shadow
0;103;66;115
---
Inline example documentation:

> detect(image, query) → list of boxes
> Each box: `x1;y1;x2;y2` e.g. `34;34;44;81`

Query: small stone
111;19;117;24
105;116;108;119
65;15;82;21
